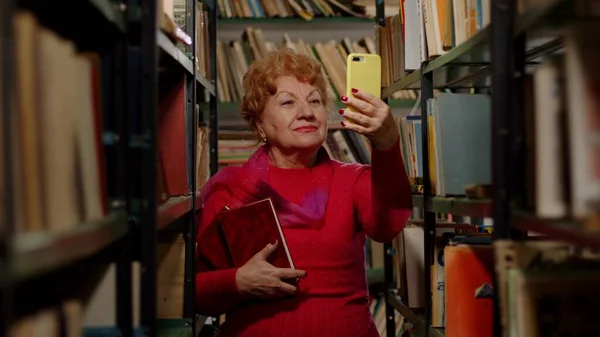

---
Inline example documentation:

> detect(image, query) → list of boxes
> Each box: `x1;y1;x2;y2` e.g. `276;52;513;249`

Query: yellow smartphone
345;53;382;114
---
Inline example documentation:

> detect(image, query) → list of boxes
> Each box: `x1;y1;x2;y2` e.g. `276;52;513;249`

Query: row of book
215;0;370;20
399;23;600;223
407;230;600;336
387;192;600;336
522;23;600;222
155;78;210;204
8;11;108;234
395;217;491;329
382;0;598;86
7;248;205;335
379;0;491;85
2;1;212;335
159;0;215;326
155;0;212;203
216;27;419;105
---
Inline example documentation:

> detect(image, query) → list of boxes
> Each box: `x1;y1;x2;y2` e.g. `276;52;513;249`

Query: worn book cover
219;198;295;270
196;198;295;273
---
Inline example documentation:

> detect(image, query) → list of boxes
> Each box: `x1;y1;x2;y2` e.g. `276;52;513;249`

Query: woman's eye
282;100;293;106
310;99;321;105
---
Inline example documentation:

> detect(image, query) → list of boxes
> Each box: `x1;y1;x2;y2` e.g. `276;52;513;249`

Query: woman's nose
298;102;315;118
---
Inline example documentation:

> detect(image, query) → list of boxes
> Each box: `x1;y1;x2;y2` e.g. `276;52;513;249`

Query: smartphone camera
351;56;364;62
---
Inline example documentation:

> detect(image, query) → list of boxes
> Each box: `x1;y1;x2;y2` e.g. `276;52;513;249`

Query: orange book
444;244;495;337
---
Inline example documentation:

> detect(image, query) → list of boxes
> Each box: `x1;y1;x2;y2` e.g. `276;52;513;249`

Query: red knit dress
195;139;412;337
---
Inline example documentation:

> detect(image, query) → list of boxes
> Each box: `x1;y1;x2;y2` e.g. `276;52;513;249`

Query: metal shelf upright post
114;2;134;335
420;65;435;337
0;0;16;334
490;0;519;336
139;0;159;335
184;0;198;332
208;0;219;177
374;2;397;337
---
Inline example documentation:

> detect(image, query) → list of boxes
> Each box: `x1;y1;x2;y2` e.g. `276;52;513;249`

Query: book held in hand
197;198;295;272
220;198;295;270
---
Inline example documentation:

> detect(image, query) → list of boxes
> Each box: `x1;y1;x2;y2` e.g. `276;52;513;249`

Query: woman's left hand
339;88;399;151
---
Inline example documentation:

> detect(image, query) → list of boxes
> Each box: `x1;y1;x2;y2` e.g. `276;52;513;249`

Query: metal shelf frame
136;0;219;336
0;0;218;336
0;0;133;334
376;0;586;336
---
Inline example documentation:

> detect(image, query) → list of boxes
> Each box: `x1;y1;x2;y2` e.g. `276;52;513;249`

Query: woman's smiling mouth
294;126;318;133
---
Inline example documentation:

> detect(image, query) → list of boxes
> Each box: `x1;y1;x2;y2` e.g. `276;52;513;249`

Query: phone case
345;53;382;114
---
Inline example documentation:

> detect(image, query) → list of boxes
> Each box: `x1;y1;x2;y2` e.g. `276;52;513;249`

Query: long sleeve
195;188;247;316
352;138;413;242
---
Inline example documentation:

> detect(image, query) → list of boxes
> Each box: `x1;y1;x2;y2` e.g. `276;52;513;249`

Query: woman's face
257;76;328;154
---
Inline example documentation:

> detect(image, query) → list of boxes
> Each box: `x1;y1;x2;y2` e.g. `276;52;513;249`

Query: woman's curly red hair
240;48;332;139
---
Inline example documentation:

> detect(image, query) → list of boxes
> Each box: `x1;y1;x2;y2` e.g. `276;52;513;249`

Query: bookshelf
380;0;566;96
378;0;600;337
1;0;216;337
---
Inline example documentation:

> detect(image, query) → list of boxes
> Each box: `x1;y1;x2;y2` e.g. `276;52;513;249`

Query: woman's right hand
235;241;307;300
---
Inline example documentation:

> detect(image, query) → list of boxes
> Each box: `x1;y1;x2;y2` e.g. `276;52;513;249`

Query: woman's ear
256;122;266;140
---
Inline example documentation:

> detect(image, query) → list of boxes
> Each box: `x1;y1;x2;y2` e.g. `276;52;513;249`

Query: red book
219;198;295;270
196;198;295;273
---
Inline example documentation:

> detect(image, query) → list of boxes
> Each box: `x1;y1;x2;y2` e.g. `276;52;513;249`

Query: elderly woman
195;48;412;337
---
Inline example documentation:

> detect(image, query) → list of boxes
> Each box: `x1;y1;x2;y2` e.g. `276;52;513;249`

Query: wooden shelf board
218;16;375;25
513;211;600;250
382;0;573;98
6;211;128;283
157;30;216;95
412;195;492;218
157;196;192;230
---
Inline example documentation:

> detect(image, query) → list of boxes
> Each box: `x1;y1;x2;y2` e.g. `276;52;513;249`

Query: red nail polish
338;109;344;115
351;88;358;93
340;121;345;127
341;96;348;102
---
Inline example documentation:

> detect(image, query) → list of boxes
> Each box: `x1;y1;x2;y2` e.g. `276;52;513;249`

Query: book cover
219;198;295;270
444;244;494;337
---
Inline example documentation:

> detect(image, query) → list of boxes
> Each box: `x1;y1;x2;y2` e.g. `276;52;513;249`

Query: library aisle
1;0;600;337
